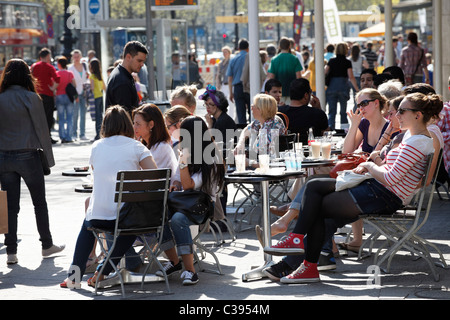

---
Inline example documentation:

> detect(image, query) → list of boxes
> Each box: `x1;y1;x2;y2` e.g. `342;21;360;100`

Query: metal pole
145;0;155;100
314;0;325;111
434;0;442;95
248;0;260;120
384;0;394;67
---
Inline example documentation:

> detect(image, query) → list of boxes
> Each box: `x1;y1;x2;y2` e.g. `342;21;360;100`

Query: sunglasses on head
397;108;420;115
357;99;375;109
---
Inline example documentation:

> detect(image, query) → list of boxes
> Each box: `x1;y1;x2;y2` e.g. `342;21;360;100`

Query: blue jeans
72;94;86;138
68;219;136;280
348;179;403;215
0;150;53;254
94;97;104;139
56;94;74;141
161;211;205;256
233;83;250;124
326;77;350;130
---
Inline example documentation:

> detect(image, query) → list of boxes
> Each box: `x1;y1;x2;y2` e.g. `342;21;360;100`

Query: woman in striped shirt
264;92;443;283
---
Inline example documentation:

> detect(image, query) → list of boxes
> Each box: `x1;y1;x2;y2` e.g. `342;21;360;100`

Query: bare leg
271;208;299;236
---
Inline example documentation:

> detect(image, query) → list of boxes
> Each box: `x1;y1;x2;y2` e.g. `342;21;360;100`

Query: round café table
225;169;306;282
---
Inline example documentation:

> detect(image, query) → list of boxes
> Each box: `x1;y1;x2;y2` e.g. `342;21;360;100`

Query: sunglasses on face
357;99;375;109
166;121;179;129
397;108;420;115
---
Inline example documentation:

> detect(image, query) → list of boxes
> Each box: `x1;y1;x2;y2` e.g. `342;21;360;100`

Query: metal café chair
360;151;448;281
89;169;172;297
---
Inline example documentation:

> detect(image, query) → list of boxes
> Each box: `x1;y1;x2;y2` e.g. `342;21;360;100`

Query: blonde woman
164;105;192;158
235;93;286;155
169;85;198;114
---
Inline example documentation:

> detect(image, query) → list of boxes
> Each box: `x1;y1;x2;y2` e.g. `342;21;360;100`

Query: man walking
266;37;303;105
31;48;59;144
106;41;148;115
399;32;429;86
227;39;250;124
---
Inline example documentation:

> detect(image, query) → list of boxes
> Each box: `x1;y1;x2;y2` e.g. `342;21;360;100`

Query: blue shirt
226;51;247;86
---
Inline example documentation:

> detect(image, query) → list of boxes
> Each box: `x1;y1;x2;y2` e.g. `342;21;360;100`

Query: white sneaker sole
263;246;305;256
280;276;320;284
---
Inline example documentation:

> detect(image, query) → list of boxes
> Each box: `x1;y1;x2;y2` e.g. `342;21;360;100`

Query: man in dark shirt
106;41;148;114
278;78;329;145
362;41;378;70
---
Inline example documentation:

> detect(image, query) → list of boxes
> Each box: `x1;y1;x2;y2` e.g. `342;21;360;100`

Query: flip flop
338;243;361;254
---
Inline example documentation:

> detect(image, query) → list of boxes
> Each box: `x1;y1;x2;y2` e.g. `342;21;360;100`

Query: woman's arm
347;68;359;93
342;110;363;153
140;156;157;169
179;148;196;190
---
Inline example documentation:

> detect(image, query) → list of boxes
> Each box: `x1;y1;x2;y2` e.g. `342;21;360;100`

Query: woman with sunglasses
200;84;236;145
343;88;396;155
264;92;443;283
164;105;192;158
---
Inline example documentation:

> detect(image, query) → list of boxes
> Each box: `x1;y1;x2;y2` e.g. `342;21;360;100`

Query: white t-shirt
149;141;178;182
85;135;152;221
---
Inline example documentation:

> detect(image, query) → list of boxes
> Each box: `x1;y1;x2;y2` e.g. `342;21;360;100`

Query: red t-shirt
56;70;74;96
31;61;60;96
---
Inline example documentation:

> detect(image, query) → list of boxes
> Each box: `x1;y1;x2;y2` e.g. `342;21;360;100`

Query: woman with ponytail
264;92;443;284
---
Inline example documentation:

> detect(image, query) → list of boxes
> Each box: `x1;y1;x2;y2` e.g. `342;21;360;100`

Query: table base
242;260;275;282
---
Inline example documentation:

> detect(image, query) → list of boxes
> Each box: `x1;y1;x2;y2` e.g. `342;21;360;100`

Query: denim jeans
72;94;86;138
326;77;350;130
68;219;136;280
0;150;53;254
348;179;403;215
233;83;250;124
56;94;74;141
94;97;104;139
161;211;205;256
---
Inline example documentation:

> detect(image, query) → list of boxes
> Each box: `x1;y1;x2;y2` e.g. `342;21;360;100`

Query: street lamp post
60;0;77;59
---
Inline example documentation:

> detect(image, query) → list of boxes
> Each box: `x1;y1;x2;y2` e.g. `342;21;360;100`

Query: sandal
60;279;81;289
87;276;97;288
338;243;361;254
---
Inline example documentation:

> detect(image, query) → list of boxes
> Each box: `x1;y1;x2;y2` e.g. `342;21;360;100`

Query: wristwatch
179;162;188;170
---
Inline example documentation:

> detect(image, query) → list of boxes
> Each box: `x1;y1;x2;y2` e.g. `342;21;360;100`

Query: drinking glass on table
310;138;322;158
235;148;246;172
321;137;332;160
258;154;270;173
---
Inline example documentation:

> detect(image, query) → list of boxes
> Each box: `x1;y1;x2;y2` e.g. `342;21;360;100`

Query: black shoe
318;251;336;271
155;260;182;277
262;260;293;282
51;138;58;144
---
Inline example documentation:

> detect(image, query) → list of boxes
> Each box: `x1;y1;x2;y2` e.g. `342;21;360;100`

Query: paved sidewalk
1;106;449;302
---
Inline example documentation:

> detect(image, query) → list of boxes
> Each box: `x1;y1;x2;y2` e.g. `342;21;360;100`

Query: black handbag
65;83;78;103
38;149;51;175
118;200;164;229
168;190;214;225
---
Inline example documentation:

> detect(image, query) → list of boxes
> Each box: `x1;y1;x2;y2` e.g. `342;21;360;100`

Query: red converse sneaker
263;233;305;256
280;261;320;284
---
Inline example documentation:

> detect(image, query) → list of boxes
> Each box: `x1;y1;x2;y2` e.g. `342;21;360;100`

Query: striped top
382;134;434;204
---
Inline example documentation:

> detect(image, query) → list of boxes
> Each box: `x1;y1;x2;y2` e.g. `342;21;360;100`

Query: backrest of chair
115;169;171;203
410;151;442;229
114;169;171;230
278;133;296;152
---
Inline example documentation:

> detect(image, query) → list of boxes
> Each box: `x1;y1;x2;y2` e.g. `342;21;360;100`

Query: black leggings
292;177;361;263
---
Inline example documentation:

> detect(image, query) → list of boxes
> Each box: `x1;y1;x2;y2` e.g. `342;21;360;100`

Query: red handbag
329;152;369;179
